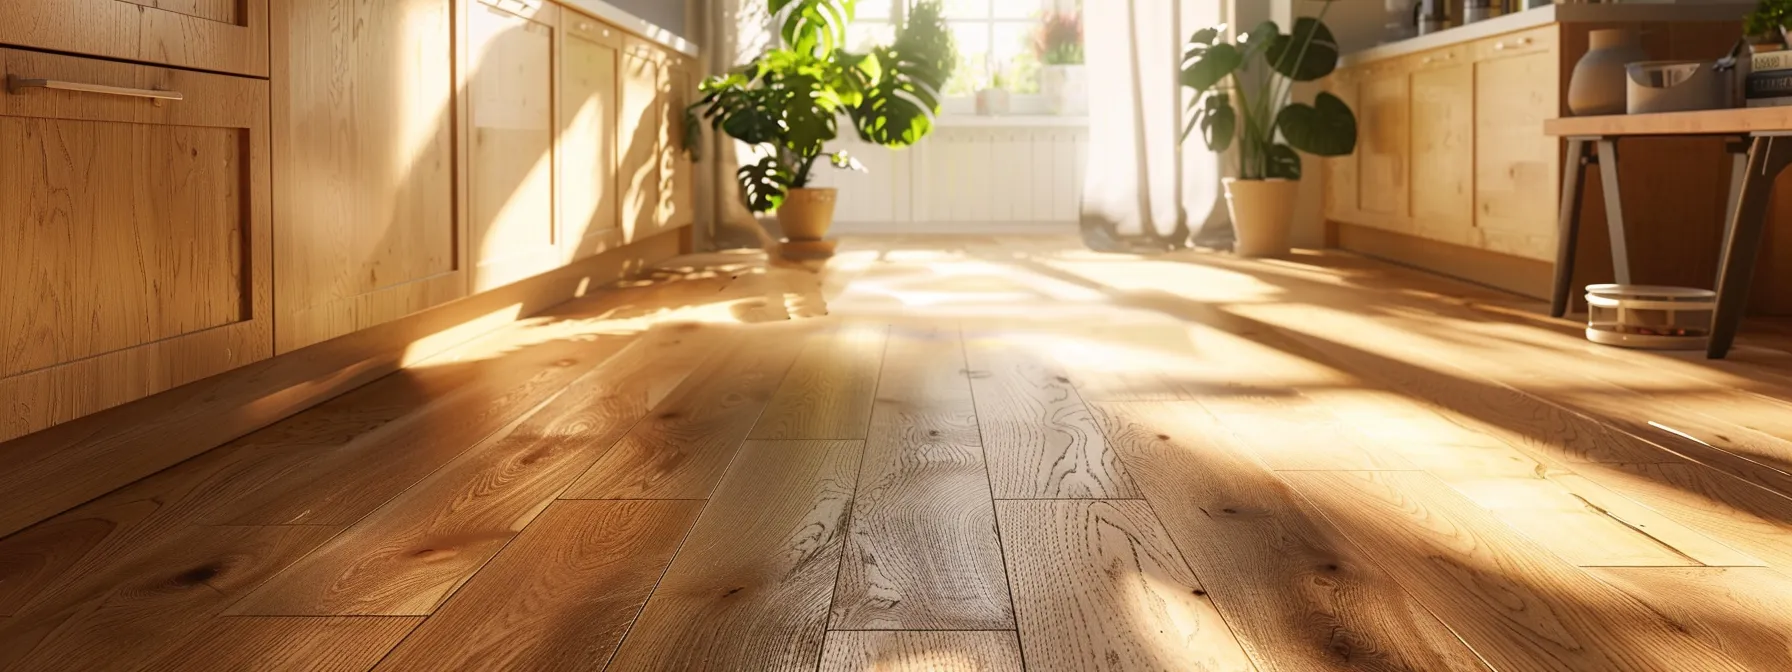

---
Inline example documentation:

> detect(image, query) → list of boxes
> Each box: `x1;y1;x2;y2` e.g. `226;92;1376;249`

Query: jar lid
1585;284;1716;300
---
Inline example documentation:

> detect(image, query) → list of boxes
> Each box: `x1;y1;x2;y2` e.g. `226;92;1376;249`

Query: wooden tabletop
1546;107;1792;137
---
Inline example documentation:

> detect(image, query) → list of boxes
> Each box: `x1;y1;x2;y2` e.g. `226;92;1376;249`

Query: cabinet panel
468;0;559;292
618;40;663;244
1357;67;1410;222
1324;73;1360;221
0;0;269;77
1410;63;1475;247
1475;49;1560;261
0;48;271;441
273;0;463;353
560;13;623;261
661;58;698;233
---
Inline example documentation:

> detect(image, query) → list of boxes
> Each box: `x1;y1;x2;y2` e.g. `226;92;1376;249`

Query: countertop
561;0;700;57
1341;3;1749;66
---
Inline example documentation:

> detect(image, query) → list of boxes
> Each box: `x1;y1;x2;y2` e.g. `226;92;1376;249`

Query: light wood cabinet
559;11;624;261
0;48;271;442
661;58;699;233
1356;62;1411;224
467;0;561;292
0;0;269;77
619;38;665;244
1410;59;1475;247
272;0;464;353
1474;43;1562;262
1323;74;1360;222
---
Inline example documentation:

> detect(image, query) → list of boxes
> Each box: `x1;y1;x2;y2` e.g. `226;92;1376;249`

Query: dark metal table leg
1551;138;1591;318
1596;139;1632;284
1710;136;1792;359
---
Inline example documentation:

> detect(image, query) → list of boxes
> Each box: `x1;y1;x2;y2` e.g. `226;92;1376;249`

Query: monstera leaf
1276;91;1357;157
770;0;856;56
738;156;794;212
1181;42;1240;92
850;0;953;146
1264;144;1302;180
1185;91;1235;153
1266;17;1339;82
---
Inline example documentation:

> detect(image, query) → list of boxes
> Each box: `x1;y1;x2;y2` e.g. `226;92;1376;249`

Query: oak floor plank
376;500;701;670
751;321;889;440
562;325;807;499
139;616;421;672
1284;470;1751;672
1092;402;1489;672
605;440;860;671
0;525;338;671
818;631;1024;672
1196;395;1417;471
1575;462;1792;571
226;326;713;616
964;330;1139;498
996;499;1255;672
830;325;1013;630
1589;567;1792;672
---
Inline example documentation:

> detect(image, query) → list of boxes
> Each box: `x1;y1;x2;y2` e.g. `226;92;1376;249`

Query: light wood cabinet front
0;48;271;442
560;12;624;261
619;40;664;244
1474;47;1561;261
0;0;269;77
467;0;560;292
1324;73;1360;222
272;0;464;353
661;59;699;233
1357;65;1411;223
1410;62;1475;247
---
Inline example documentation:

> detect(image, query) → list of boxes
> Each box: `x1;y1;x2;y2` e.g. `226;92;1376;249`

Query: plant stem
793;152;820;188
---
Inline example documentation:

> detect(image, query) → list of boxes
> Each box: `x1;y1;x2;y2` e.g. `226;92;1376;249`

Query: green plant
1034;11;1084;66
1745;0;1792;42
1179;2;1357;181
691;0;956;212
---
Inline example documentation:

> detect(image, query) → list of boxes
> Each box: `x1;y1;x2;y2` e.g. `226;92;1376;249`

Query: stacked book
1748;50;1792;107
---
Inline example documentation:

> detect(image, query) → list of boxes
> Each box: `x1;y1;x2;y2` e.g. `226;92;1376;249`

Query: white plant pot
1040;64;1089;115
1223;178;1298;258
975;88;1011;116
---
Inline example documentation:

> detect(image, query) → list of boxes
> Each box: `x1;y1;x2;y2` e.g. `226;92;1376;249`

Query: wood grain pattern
996;499;1254;672
376;500;701;670
1357;64;1410;220
751;322;889;440
467;0;561;292
0;0;269;77
563;326;805;499
617;40;662;243
227;326;711;615
1093;402;1489;672
1410;62;1476;248
1285;470;1750;672
1590;567;1792;672
142;616;421;672
605;440;860;671
1196;395;1416;471
830;325;1013;630
819;631;1025;672
560;12;624;261
964;331;1138;498
1473;48;1559;261
272;0;464;352
1576;462;1792;571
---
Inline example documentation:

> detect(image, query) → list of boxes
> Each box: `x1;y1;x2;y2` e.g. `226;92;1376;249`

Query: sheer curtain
1079;0;1226;252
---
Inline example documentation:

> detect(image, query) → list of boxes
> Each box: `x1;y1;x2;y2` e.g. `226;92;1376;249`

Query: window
850;0;1075;112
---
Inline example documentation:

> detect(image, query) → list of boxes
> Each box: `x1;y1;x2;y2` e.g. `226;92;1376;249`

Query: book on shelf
1747;70;1792;98
1747;95;1792;108
1751;50;1792;73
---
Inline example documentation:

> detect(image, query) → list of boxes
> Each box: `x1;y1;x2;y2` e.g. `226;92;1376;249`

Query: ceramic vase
1569;28;1648;116
1040;65;1088;115
1223;178;1299;258
777;188;837;241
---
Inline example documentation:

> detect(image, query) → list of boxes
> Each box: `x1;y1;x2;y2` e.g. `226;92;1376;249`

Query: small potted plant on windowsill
1036;10;1086;115
1746;0;1792;53
976;67;1012;116
1180;1;1357;257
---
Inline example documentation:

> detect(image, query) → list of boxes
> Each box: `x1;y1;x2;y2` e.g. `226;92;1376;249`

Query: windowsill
933;115;1090;128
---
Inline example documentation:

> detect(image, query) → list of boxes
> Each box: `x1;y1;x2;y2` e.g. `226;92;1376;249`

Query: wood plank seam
956;324;1030;671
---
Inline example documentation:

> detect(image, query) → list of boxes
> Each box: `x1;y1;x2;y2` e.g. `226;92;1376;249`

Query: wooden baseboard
0;229;684;538
1333;223;1555;300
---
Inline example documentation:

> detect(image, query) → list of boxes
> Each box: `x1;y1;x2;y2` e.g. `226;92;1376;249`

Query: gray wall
609;0;688;38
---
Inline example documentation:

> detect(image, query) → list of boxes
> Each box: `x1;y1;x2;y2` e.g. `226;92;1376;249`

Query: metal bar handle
6;75;184;102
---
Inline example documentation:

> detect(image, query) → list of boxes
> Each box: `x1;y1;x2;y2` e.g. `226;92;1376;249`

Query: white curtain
1080;0;1227;252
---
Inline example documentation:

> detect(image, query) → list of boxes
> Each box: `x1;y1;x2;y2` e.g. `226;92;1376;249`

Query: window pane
939;0;991;20
847;22;895;51
991;0;1041;19
944;21;990;96
857;0;894;20
992;22;1039;93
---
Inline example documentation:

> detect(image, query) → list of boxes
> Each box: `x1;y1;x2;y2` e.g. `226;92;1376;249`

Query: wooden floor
6;236;1792;671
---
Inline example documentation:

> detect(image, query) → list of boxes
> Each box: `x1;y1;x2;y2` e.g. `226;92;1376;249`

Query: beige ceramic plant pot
1223;178;1298;258
778;187;838;241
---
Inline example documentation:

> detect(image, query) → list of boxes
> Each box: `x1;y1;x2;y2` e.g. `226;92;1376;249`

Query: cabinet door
1357;66;1410;222
0;48;271;441
1410;62;1475;246
1324;71;1360;221
660;57;698;233
1474;48;1561;261
560;13;623;261
467;0;559;292
0;0;269;77
273;0;462;353
618;39;663;244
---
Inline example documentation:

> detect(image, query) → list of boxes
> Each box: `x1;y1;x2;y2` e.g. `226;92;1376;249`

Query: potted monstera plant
1181;2;1357;257
692;0;955;244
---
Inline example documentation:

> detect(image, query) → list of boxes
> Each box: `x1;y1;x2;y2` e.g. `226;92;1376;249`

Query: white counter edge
560;0;700;58
1342;3;1749;67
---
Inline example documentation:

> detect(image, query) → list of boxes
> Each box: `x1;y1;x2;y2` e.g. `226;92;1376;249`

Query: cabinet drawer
0;48;272;441
0;0;268;78
1472;25;1555;61
565;9;625;48
1412;45;1469;72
